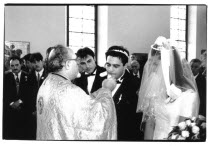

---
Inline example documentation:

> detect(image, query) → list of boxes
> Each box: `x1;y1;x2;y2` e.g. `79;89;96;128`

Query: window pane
69;6;83;18
177;41;186;51
179;9;186;19
83;20;95;33
170;19;179;30
69;32;82;46
170;29;179;40
83;6;95;20
69;18;82;32
179;30;186;41
171;8;178;18
83;33;95;47
68;5;95;52
170;5;186;58
179;20;186;30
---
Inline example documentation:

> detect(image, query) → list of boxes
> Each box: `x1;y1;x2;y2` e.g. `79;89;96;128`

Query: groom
105;46;143;140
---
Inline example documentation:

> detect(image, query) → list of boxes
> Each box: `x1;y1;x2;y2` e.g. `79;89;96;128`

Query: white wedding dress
137;36;200;140
153;89;199;139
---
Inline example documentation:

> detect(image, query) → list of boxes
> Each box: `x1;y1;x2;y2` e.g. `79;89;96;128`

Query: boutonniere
25;76;28;81
99;71;107;77
41;77;44;80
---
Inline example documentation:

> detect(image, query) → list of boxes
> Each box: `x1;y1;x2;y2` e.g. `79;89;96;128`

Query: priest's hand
102;77;117;91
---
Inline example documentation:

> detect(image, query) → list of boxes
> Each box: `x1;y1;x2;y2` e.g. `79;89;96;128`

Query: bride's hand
165;84;182;103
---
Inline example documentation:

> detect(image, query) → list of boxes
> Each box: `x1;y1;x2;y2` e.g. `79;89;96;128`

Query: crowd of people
3;36;206;141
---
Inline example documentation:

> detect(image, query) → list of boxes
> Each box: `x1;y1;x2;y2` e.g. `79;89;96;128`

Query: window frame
170;5;188;60
66;5;97;59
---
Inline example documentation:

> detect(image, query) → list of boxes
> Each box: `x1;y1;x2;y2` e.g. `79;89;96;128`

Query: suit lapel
112;70;131;104
90;66;106;93
20;71;27;83
113;71;128;103
38;69;47;87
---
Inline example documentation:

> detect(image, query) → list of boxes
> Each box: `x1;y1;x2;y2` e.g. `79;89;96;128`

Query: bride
136;36;200;140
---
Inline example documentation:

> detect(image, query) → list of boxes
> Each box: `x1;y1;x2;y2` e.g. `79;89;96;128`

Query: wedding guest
25;52;48;139
200;50;207;77
127;53;138;70
3;56;28;139
22;53;34;74
74;47;107;95
190;59;206;117
130;53;137;61
36;44;117;140
129;60;142;83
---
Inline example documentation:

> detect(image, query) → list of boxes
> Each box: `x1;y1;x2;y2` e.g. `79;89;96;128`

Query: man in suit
22;53;34;74
190;59;206;117
74;47;107;95
3;56;28;139
105;46;142;140
25;52;48;139
129;60;142;83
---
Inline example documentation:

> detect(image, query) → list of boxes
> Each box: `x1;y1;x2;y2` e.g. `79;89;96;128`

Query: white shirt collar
85;69;97;76
133;71;140;78
194;73;199;79
118;72;125;82
36;68;44;77
13;71;21;79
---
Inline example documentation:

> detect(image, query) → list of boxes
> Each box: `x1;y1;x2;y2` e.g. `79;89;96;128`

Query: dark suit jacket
74;65;107;94
129;69;142;86
4;71;28;107
112;69;142;140
24;68;48;139
196;72;206;117
3;71;29;139
26;68;48;114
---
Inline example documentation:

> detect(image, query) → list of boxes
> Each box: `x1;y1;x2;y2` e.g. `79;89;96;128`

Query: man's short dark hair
190;58;202;65
105;46;129;65
23;53;32;62
30;52;43;62
9;55;21;64
76;47;95;59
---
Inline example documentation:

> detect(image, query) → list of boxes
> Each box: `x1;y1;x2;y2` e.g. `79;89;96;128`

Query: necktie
37;73;40;87
15;74;19;94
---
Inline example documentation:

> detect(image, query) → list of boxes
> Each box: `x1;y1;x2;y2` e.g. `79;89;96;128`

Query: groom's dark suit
74;65;107;94
113;69;142;140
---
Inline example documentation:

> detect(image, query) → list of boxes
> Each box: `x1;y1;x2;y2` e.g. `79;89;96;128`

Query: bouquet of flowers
167;116;206;141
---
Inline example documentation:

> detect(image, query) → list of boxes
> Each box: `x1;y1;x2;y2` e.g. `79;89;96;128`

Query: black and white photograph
0;0;208;145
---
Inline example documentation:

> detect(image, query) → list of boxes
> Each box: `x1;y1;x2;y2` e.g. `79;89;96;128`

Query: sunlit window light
170;5;187;59
68;5;95;53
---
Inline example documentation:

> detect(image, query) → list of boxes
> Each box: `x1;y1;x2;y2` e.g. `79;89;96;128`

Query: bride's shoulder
181;89;198;99
182;89;196;94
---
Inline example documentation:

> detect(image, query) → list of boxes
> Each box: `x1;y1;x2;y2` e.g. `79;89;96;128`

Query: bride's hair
169;47;196;92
